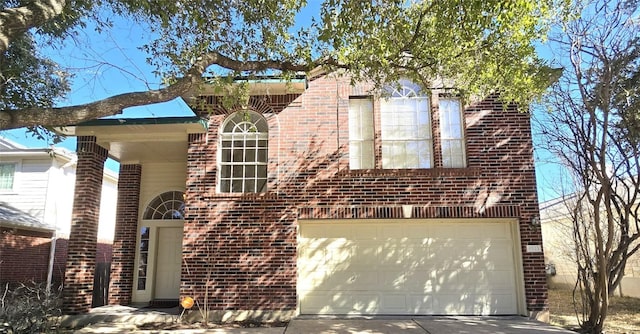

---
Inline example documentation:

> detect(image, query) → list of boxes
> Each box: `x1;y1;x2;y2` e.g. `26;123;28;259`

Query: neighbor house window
348;97;375;169
218;110;268;193
439;98;466;168
380;81;432;169
0;163;16;190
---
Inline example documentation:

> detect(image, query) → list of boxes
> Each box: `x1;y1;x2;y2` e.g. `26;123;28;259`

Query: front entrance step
59;305;179;330
148;299;179;308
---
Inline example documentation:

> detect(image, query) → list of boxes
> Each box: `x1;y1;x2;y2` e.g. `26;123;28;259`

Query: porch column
108;164;142;305
62;136;108;314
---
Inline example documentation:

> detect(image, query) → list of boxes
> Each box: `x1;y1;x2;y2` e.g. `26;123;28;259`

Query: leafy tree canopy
0;0;565;139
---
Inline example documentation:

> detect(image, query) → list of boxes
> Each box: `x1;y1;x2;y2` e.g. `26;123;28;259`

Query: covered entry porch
58;117;206;313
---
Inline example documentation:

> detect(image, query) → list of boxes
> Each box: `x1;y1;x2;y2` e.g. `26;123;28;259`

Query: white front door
154;227;183;299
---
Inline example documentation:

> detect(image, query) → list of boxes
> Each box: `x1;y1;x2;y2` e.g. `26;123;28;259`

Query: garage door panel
353;242;380;266
298;245;327;267
403;252;433;268
485;240;514;259
321;270;379;291
434;293;517;315
380;294;408;312
403;224;430;237
351;225;379;239
403;272;435;291
325;243;354;265
379;248;405;266
434;294;495;315
301;292;354;314
379;225;406;238
483;271;517;288
408;294;435;313
379;271;411;291
302;291;382;314
302;225;347;238
350;293;381;313
298;220;519;315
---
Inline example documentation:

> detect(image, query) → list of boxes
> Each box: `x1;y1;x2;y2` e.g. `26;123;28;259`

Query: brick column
62;136;108;314
108;164;142;305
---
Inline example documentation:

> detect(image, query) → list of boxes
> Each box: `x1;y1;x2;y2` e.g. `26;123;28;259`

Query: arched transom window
143;191;185;219
218;110;268;193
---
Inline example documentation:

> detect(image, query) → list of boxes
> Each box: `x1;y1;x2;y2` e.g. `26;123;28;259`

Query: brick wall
62;136;108;314
0;230;112;288
108;164;142;305
183;75;546;314
0;228;52;283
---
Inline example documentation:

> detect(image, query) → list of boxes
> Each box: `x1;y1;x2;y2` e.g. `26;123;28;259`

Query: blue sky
0;3;563;203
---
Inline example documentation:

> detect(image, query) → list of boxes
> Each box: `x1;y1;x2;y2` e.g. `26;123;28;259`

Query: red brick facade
0;231;112;287
108;164;142;305
181;76;547;314
0;228;53;283
62;136;108;314
61;75;546;317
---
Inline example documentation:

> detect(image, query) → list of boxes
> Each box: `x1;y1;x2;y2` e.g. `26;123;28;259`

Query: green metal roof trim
76;116;208;129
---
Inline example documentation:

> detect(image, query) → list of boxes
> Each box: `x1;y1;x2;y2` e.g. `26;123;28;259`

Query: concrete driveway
285;316;576;334
68;314;577;333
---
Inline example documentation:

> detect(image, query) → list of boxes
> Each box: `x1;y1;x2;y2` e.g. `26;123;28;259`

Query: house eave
55;116;208;164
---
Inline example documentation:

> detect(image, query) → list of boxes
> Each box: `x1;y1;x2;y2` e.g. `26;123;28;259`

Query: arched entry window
143;191;185;220
218;110;268;193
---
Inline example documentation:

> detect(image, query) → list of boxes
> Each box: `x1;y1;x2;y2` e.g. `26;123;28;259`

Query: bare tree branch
0;51;344;129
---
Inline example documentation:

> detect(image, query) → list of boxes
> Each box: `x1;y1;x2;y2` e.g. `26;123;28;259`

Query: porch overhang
57;116;208;164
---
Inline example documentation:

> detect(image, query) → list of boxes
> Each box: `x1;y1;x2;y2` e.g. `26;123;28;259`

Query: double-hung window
439;98;466;168
348;98;375;169
380;82;432;169
218;110;268;193
0;163;16;190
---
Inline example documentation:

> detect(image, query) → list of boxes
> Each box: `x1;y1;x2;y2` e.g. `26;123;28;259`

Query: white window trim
217;111;269;193
348;97;375;170
0;160;21;193
380;92;433;169
439;97;467;168
142;190;185;220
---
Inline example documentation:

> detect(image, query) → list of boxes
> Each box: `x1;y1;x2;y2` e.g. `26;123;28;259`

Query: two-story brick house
59;73;547;320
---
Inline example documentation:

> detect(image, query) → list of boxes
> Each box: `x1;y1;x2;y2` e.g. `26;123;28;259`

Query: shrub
0;282;62;334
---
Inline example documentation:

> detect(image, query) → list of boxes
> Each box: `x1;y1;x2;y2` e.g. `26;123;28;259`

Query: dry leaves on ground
548;288;640;334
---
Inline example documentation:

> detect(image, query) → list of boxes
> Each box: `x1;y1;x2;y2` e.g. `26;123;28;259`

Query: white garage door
298;219;520;315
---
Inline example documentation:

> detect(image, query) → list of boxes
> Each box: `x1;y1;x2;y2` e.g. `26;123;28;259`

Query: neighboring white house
540;196;640;298
0;136;117;284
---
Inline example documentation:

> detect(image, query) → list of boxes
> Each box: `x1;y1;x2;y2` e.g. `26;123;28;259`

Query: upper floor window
380;81;432;169
0;163;16;190
347;81;467;170
348;97;375;169
218;110;268;193
439;98;466;168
